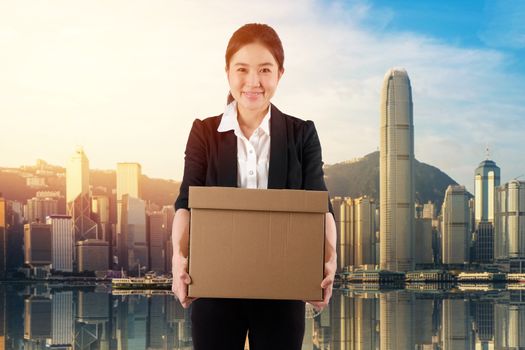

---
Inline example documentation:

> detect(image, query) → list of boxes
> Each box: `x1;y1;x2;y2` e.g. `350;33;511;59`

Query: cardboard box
187;186;327;301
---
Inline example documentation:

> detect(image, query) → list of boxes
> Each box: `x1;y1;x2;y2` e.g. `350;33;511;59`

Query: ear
278;68;285;80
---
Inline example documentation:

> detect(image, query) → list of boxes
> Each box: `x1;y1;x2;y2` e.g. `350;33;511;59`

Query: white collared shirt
217;101;271;189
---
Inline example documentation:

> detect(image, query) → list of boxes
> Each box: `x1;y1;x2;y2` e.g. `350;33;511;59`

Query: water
2;283;524;349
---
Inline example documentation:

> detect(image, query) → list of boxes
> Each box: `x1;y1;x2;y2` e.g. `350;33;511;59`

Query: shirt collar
217;101;271;137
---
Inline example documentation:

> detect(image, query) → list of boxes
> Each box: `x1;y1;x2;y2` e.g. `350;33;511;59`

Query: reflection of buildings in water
24;296;52;343
165;295;191;348
414;297;434;348
117;295;148;349
303;313;314;350
494;292;525;349
354;293;379;350
380;291;415;350
441;298;472;350
329;291;353;350
51;291;73;347
473;300;494;349
75;290;110;349
147;295;168;349
0;286;5;350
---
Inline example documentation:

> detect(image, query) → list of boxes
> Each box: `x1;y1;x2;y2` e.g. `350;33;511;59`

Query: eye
236;67;247;72
260;68;272;73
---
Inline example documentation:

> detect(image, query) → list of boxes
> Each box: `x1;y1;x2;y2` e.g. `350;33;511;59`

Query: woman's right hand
172;254;196;308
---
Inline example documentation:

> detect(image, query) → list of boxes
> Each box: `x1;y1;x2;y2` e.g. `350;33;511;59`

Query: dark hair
225;23;284;104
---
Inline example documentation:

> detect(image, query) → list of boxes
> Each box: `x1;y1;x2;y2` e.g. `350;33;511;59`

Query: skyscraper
120;195;147;272
441;185;470;266
0;195;6;278
116;163;142;271
66;147;98;241
46;215;74;272
25;196;58;223
24;223;52;267
495;180;525;272
380;68;415;272
473;159;500;264
475;159;500;225
116;162;141;234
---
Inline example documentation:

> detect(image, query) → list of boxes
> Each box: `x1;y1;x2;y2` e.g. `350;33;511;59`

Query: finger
323;287;332;304
320;276;334;288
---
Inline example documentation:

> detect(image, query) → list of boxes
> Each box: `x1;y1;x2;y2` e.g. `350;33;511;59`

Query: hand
171;255;197;308
306;258;336;312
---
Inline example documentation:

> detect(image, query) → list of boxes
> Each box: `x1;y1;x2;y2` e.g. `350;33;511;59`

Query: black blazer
175;104;333;214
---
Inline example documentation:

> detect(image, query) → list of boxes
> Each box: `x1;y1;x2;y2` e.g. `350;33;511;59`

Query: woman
172;23;337;350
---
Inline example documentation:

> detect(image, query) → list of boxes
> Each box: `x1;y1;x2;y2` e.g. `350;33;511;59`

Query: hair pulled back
225;23;284;104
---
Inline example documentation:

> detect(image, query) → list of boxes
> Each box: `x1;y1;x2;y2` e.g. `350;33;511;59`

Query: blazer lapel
217;122;238;187
268;104;288;189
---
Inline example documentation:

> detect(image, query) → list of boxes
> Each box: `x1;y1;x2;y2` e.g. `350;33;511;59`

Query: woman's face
226;42;283;114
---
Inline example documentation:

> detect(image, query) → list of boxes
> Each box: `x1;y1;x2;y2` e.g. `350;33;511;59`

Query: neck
237;104;270;130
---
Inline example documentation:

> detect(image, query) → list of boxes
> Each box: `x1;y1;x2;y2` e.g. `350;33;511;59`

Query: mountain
0;167;180;208
1;152;464;208
323;151;463;207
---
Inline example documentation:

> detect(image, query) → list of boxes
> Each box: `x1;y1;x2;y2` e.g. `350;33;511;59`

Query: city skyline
1;1;524;193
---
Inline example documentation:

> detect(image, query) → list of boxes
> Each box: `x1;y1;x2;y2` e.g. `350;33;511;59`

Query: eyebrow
233;62;275;67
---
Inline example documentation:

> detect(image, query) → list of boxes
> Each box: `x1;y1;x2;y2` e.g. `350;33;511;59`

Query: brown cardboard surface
187;186;327;301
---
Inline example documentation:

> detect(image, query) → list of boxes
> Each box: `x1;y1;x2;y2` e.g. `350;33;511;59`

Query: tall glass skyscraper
66;147;98;241
379;68;415;272
475;159;500;225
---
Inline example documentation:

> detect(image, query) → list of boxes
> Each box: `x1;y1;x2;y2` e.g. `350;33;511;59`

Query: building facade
46;215;73;272
441;185;470;266
379;68;415;272
495;180;525;272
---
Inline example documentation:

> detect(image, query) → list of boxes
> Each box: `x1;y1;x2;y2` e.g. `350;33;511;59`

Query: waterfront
2;283;524;349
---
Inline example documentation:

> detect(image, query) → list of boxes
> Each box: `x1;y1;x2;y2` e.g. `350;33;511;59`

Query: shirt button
249;170;254;175
249;149;253;154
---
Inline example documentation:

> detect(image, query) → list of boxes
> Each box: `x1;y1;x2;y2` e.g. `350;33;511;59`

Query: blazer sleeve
174;119;207;211
302;120;335;217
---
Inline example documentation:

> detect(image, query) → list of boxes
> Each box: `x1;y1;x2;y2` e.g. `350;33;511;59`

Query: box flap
189;186;328;213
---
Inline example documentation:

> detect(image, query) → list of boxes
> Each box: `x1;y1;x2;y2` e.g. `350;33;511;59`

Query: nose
246;70;261;87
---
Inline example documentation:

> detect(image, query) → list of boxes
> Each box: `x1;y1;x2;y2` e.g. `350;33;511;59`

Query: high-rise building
148;212;168;273
46;215;73;272
331;197;353;270
380;68;415;272
473;159;500;265
66;147;98;241
116;162;141;233
76;239;109;272
0;195;6;278
415;218;433;266
475;160;500;225
116;163;142;271
120;195;147;272
25;196;58;223
354;196;377;267
441;185;470;266
495;180;525;272
24;223;52;267
92;195;110;242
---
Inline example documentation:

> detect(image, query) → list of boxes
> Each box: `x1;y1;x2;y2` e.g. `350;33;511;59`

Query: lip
242;91;263;100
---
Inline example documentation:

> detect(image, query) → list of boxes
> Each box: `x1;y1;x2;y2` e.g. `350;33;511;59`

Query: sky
1;0;524;193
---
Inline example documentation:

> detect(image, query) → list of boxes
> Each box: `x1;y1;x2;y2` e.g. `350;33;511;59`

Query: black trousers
190;298;305;350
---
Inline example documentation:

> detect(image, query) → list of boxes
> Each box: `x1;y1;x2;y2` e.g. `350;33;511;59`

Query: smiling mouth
242;91;263;97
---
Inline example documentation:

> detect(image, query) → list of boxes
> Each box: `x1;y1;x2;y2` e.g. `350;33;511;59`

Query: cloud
0;0;523;193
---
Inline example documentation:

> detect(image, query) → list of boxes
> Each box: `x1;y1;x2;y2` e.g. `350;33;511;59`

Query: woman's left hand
306;257;337;312
306;212;337;312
